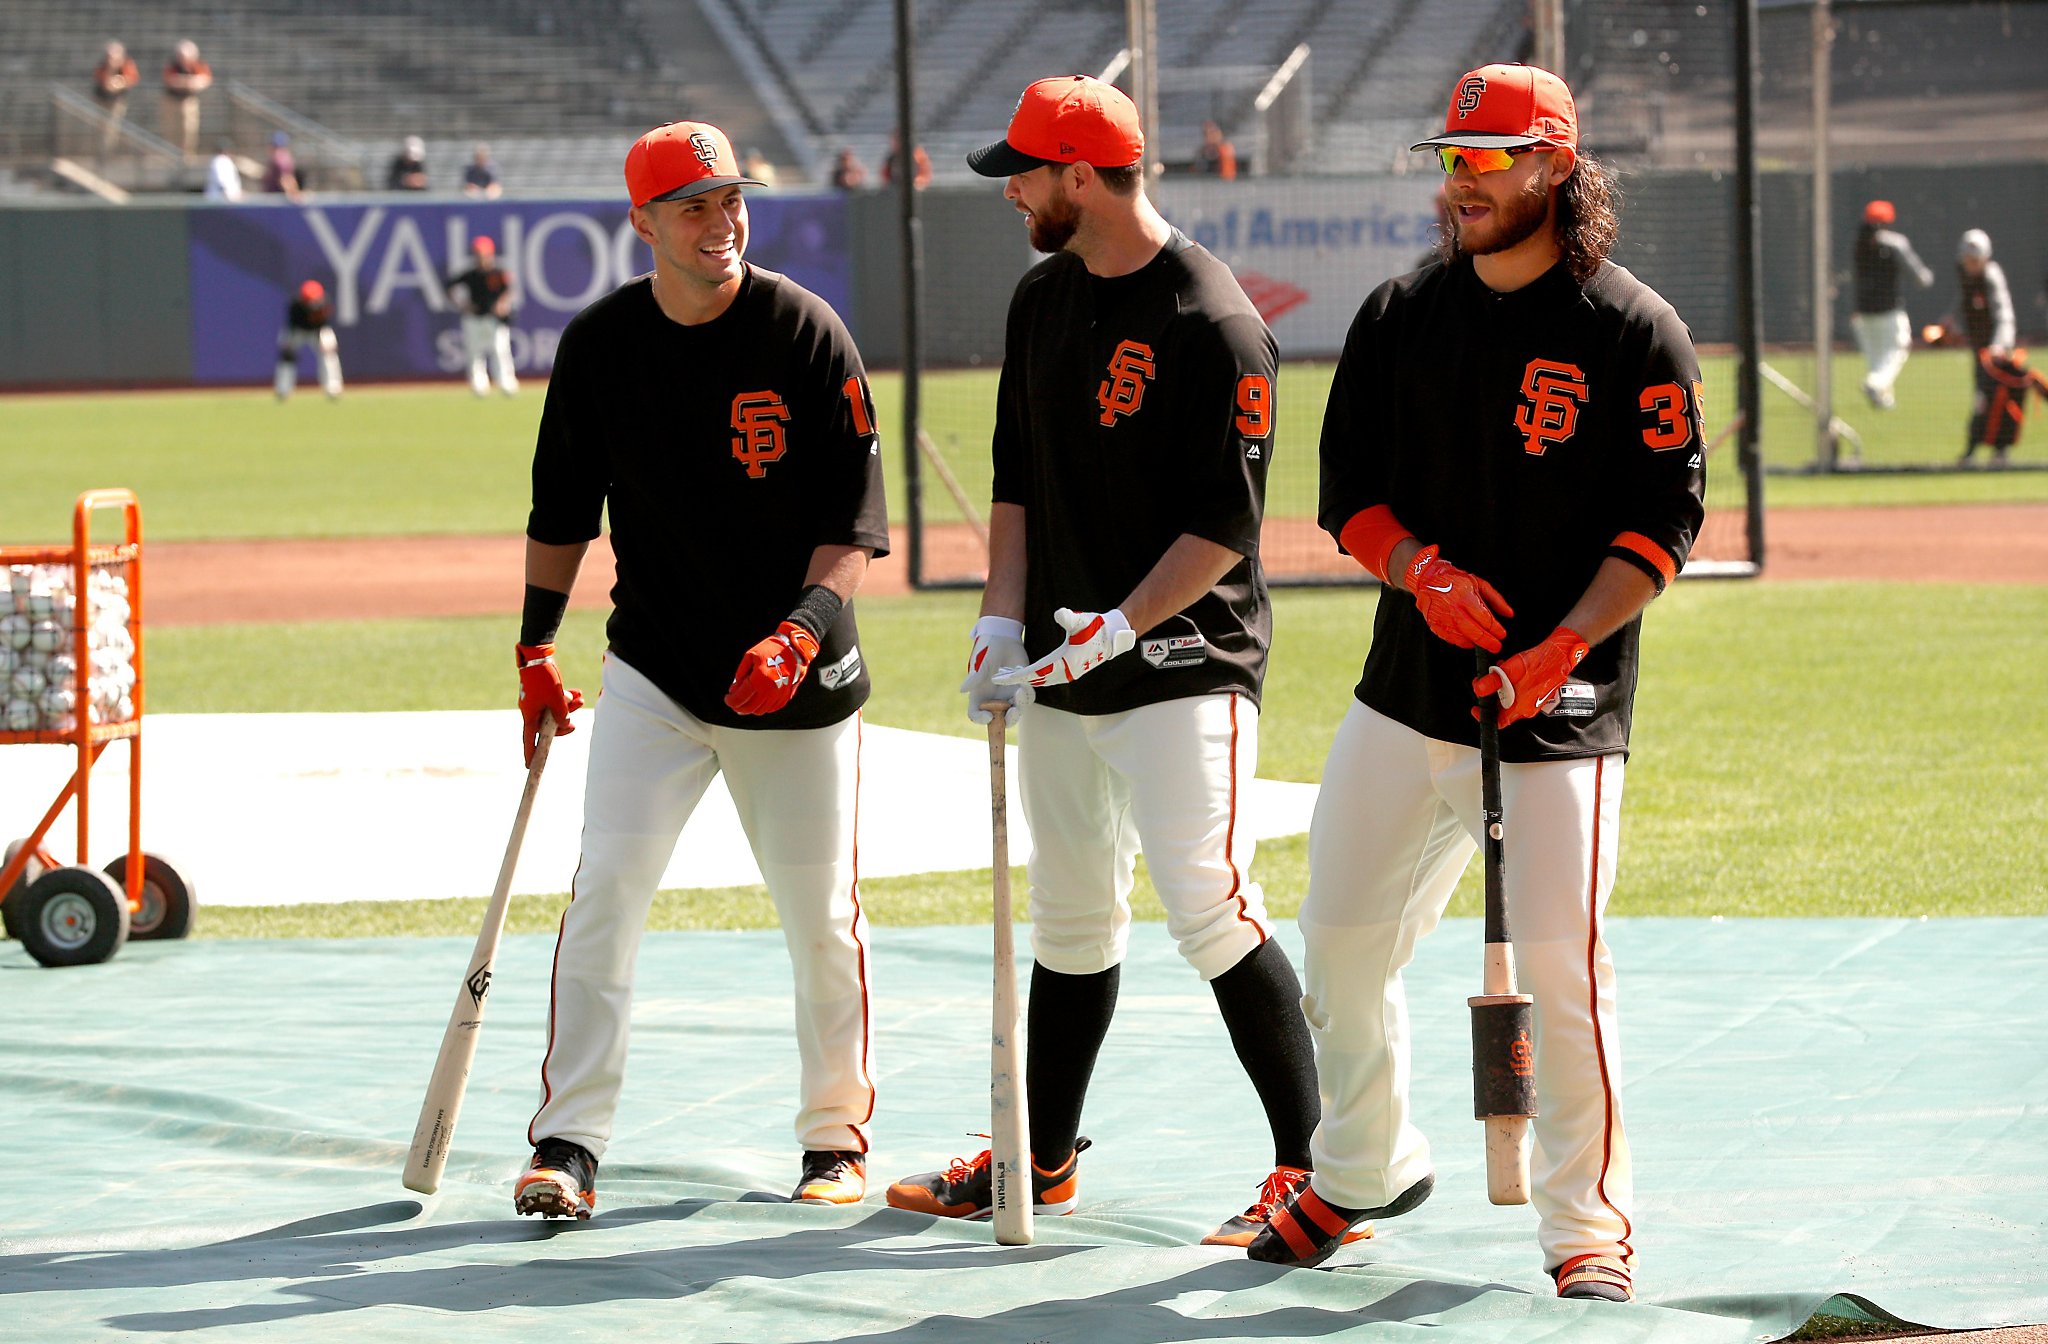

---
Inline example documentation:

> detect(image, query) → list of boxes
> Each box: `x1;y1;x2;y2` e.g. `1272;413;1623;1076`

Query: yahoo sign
186;196;850;383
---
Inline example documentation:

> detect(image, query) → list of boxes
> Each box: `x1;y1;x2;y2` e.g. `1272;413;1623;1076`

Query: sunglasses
1435;145;1541;175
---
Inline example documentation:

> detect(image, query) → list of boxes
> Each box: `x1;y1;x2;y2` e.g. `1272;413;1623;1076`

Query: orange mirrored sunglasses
1435;145;1540;175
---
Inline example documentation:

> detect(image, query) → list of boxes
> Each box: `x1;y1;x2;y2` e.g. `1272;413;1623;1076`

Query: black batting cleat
886;1136;1090;1219
515;1137;598;1219
792;1149;867;1204
1554;1252;1634;1302
1245;1172;1434;1269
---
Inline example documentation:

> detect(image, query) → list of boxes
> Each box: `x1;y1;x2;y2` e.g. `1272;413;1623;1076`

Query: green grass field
3;383;2042;940
3;355;2040;546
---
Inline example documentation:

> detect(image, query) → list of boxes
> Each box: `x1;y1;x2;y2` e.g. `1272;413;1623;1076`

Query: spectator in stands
160;39;214;161
882;132;932;190
741;147;779;187
91;41;140;157
830;146;867;190
463;143;503;198
1196;121;1238;180
263;131;304;200
388;135;430;191
204;140;243;201
1850;199;1932;411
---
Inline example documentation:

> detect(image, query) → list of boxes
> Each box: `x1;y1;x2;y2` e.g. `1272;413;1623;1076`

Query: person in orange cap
447;234;519;396
275;278;341;400
1852;199;1934;411
511;120;887;1221
1249;63;1706;1306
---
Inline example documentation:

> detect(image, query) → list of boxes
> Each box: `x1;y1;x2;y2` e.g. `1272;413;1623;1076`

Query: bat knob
1488;822;1502;840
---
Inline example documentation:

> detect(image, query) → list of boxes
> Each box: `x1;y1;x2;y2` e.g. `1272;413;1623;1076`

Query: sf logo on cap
1456;75;1487;118
689;131;720;166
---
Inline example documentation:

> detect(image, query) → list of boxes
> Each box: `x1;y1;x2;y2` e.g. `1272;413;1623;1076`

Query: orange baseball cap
624;121;763;208
1411;63;1577;151
1864;200;1895;225
471;235;496;255
968;76;1144;177
298;279;324;301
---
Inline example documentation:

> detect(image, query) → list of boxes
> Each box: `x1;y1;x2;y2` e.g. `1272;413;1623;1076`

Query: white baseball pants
1853;309;1912;401
1299;701;1633;1274
275;327;341;399
529;654;875;1158
1019;693;1274;982
462;315;518;395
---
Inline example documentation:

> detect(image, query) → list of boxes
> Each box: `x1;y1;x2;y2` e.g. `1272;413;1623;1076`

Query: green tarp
3;918;2043;1341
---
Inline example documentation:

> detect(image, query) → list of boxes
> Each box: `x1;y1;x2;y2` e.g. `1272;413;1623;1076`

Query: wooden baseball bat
1470;656;1534;1206
403;714;557;1195
984;701;1032;1246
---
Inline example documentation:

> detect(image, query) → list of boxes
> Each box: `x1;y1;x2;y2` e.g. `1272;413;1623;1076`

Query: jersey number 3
1639;380;1701;450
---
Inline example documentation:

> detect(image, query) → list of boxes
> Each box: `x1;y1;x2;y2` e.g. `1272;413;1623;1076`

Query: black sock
1025;961;1119;1168
1209;939;1320;1170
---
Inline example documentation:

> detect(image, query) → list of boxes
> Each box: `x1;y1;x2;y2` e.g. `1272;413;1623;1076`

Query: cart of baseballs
0;488;194;967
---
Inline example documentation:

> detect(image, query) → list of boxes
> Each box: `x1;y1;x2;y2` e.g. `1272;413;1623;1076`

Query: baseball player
512;120;889;1219
1245;65;1704;1305
1946;229;2018;466
276;279;343;401
884;77;1337;1249
1850;200;1933;411
448;235;519;396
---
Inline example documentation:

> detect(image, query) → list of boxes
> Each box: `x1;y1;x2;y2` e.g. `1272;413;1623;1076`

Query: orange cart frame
0;488;145;916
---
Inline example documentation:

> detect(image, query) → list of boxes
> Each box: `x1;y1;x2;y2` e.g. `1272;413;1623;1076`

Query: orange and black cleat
1245;1172;1434;1269
886;1136;1091;1219
515;1138;598;1220
792;1149;867;1205
1553;1252;1633;1302
1202;1165;1377;1248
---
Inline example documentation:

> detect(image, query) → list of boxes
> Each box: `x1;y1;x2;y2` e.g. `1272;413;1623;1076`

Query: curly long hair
1435;151;1621;283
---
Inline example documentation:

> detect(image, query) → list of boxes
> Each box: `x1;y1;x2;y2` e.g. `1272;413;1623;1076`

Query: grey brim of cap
1409;132;1550;151
967;138;1056;177
643;173;767;204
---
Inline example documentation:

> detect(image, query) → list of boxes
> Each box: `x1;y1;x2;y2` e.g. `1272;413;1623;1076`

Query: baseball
29;619;64;654
0;645;16;677
7;567;30;599
0;614;29;650
10;662;45;699
44;651;76;686
41;685;75;718
4;698;38;732
112;694;134;723
25;589;55;619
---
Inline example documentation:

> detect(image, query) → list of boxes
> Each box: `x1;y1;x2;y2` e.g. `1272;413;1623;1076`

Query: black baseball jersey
1852;225;1929;314
286;297;332;330
990;230;1274;715
451;265;515;318
526;266;890;731
1320;257;1705;762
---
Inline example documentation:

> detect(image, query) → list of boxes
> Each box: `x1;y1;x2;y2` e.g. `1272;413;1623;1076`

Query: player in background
1246;65;1703;1305
513;120;887;1220
448;235;519;397
276;279;342;401
885;77;1340;1250
1943;229;2018;466
1850;200;1932;411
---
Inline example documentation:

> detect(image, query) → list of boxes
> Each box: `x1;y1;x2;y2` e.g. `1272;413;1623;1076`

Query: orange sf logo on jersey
730;391;790;478
1096;340;1156;426
1514;358;1589;455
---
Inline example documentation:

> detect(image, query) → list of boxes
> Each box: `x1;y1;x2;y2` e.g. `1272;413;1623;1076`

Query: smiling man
511;120;889;1219
1246;66;1704;1304
884;76;1338;1250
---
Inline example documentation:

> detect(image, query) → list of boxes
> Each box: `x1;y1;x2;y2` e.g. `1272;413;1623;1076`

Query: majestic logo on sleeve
1456;75;1487;118
730;391;790;477
688;132;721;167
1513;359;1589;455
1096;340;1157;426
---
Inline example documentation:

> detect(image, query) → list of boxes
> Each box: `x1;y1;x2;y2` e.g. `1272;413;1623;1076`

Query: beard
1026;181;1082;253
1452;169;1552;256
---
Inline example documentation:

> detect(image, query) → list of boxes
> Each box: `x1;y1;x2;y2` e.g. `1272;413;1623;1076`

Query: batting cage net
893;0;2046;587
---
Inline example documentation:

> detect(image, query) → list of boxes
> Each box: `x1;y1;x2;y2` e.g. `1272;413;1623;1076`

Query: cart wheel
104;853;197;940
3;839;47;942
18;866;130;967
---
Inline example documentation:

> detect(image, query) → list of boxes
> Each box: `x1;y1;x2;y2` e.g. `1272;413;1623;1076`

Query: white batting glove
993;607;1136;689
961;615;1033;724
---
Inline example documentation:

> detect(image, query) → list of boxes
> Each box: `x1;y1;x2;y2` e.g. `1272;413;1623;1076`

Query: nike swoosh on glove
1406;544;1513;653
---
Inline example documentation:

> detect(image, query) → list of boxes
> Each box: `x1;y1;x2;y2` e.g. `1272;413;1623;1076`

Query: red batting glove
724;621;820;716
1472;627;1590;727
516;643;584;765
1406;544;1513;653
